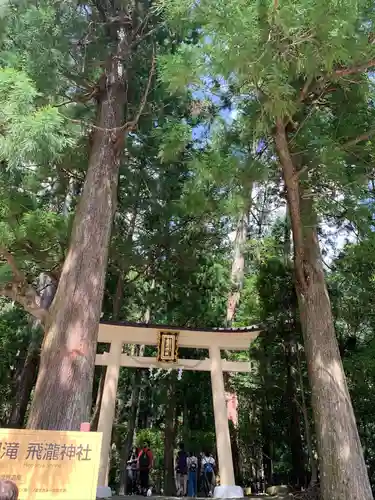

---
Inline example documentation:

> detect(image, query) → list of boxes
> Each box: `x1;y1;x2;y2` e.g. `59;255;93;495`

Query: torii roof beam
98;322;260;350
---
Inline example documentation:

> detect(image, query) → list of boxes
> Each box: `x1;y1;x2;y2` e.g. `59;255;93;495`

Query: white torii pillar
209;345;242;498
96;340;122;500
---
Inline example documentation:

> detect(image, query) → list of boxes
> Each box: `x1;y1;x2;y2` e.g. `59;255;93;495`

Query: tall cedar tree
160;0;375;498
0;0;157;430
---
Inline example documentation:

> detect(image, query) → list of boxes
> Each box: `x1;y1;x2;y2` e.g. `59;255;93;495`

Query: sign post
0;428;102;500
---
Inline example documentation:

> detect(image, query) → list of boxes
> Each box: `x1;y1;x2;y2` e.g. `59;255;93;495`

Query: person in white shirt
201;451;216;497
187;452;198;497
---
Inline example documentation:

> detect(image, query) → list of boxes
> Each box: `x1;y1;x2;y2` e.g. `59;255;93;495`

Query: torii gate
95;322;260;499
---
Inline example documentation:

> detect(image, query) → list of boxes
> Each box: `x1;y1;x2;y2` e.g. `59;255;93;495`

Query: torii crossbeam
95;322;260;499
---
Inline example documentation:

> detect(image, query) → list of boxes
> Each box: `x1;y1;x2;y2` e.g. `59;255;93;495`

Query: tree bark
118;292;148;494
8;341;39;428
296;343;318;485
90;366;106;431
8;275;57;428
229;420;241;484
224;192;253;482
27;50;126;430
284;338;305;488
164;376;177;496
260;344;273;486
275;120;373;500
119;345;145;495
0;247;47;322
226;187;252;324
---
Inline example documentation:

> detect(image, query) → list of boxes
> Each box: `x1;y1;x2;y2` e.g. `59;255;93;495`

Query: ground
109;496;270;500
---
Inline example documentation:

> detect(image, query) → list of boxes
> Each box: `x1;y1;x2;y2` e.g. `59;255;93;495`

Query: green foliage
156;120;192;163
160;0;375;233
136;429;164;466
0;264;12;285
0;68;76;167
0;301;32;423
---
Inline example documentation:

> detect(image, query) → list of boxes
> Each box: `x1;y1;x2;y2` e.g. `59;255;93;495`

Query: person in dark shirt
127;446;139;494
175;442;188;496
0;480;18;500
187;451;198;497
138;441;153;496
201;451;216;497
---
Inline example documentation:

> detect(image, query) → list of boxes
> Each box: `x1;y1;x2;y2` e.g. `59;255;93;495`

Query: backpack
139;450;151;469
177;451;188;473
204;460;214;474
189;458;197;472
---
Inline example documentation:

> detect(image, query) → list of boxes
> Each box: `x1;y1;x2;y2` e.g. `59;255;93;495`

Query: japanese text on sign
157;330;179;362
0;441;92;461
0;428;102;500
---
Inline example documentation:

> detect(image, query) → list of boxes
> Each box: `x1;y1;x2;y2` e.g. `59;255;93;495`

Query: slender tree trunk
284;205;292;263
260;344;273;486
183;399;189;436
164;376;177;496
90;367;106;431
27;52;126;430
119;298;149;494
284;338;305;488
226;187;252;324
62;177;79;217
224;193;253;484
8;342;39;428
229;420;241;484
119;345;145;495
275;120;373;500
8;275;57;427
262;426;273;486
296;343;318;485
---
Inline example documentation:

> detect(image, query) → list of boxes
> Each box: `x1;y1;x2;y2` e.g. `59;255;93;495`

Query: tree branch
335;60;375;76
125;46;156;131
299;58;375;105
274;120;308;290
1;247;23;281
60;49;156;135
342;129;375;148
0;247;48;323
299;76;314;102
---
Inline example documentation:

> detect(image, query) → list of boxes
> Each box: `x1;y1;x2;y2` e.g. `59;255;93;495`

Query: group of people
175;443;217;497
126;441;217;497
126;441;154;496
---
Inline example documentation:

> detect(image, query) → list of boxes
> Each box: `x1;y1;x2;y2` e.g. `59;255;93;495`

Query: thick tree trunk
297;212;372;499
164;376;177;496
8;275;57;427
275;120;373;500
27;56;125;430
